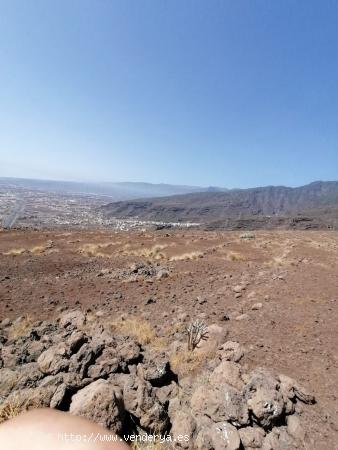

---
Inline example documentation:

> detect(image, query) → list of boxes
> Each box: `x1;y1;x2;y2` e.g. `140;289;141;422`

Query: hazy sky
1;0;338;188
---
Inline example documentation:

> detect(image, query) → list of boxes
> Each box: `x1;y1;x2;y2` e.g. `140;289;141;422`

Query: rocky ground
0;228;337;449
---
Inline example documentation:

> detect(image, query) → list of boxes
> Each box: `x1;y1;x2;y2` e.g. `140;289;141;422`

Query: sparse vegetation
127;244;168;260
186;320;208;351
0;397;39;424
111;316;156;345
2;241;53;256
0;400;24;423
170;348;210;377
29;245;47;254
79;242;115;257
227;251;246;261
169;251;204;261
3;247;26;256
8;315;34;339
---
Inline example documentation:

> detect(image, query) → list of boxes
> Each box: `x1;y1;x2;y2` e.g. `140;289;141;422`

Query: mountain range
101;181;338;227
0;177;226;200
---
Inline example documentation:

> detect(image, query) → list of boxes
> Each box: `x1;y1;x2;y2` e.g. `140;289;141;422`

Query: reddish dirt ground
0;228;337;448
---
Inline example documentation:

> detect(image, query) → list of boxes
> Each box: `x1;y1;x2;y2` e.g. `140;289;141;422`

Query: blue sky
0;0;337;188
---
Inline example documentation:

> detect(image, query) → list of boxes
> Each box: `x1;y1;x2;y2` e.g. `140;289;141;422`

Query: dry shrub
3;248;26;256
3;242;55;256
265;250;290;268
111;317;156;346
170;349;210;377
169;251;204;261
227;251;246;262
0;400;25;423
127;244;168;260
167;321;185;335
29;245;46;254
148;336;167;352
0;397;40;424
79;243;114;257
8;315;34;339
77;310;99;333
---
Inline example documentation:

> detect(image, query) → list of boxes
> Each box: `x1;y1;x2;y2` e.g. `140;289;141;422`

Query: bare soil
0;228;337;447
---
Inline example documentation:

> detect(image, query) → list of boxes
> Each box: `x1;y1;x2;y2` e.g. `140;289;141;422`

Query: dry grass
3;247;26;256
0;397;33;424
227;251;246;262
167;321;185;335
111;317;156;345
0;393;44;424
79;242;115;257
0;401;23;423
8;315;34;339
265;247;291;268
76;309;99;333
3;242;52;256
148;336;167;352
169;251;204;261
125;244;168;260
29;245;46;254
170;348;210;377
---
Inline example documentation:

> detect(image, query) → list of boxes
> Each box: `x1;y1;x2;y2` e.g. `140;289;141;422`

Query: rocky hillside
0;310;317;449
101;181;338;224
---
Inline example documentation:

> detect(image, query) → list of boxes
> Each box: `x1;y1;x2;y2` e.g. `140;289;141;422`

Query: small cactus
186;320;208;351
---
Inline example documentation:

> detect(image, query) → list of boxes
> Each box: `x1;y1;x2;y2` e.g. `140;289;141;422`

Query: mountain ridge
101;181;338;223
0;177;227;200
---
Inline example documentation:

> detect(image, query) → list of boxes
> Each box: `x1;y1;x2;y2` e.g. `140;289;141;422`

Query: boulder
0;368;18;401
287;415;305;441
123;375;169;433
196;422;241;450
171;410;196;449
138;351;171;386
251;303;263;310
235;314;250;321
69;379;125;433
217;341;244;363
239;427;266;448
233;285;245;293
156;269;169;280
117;339;141;370
16;362;44;389
209;361;244;390
69;342;103;378
244;369;285;429
278;374;315;405
66;331;88;354
262;427;297;450
191;383;249;426
210;422;241;450
37;343;69;375
59;310;85;329
155;382;179;404
50;384;72;409
87;347;120;379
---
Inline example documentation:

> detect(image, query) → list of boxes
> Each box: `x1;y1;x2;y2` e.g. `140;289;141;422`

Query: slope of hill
101;181;338;223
